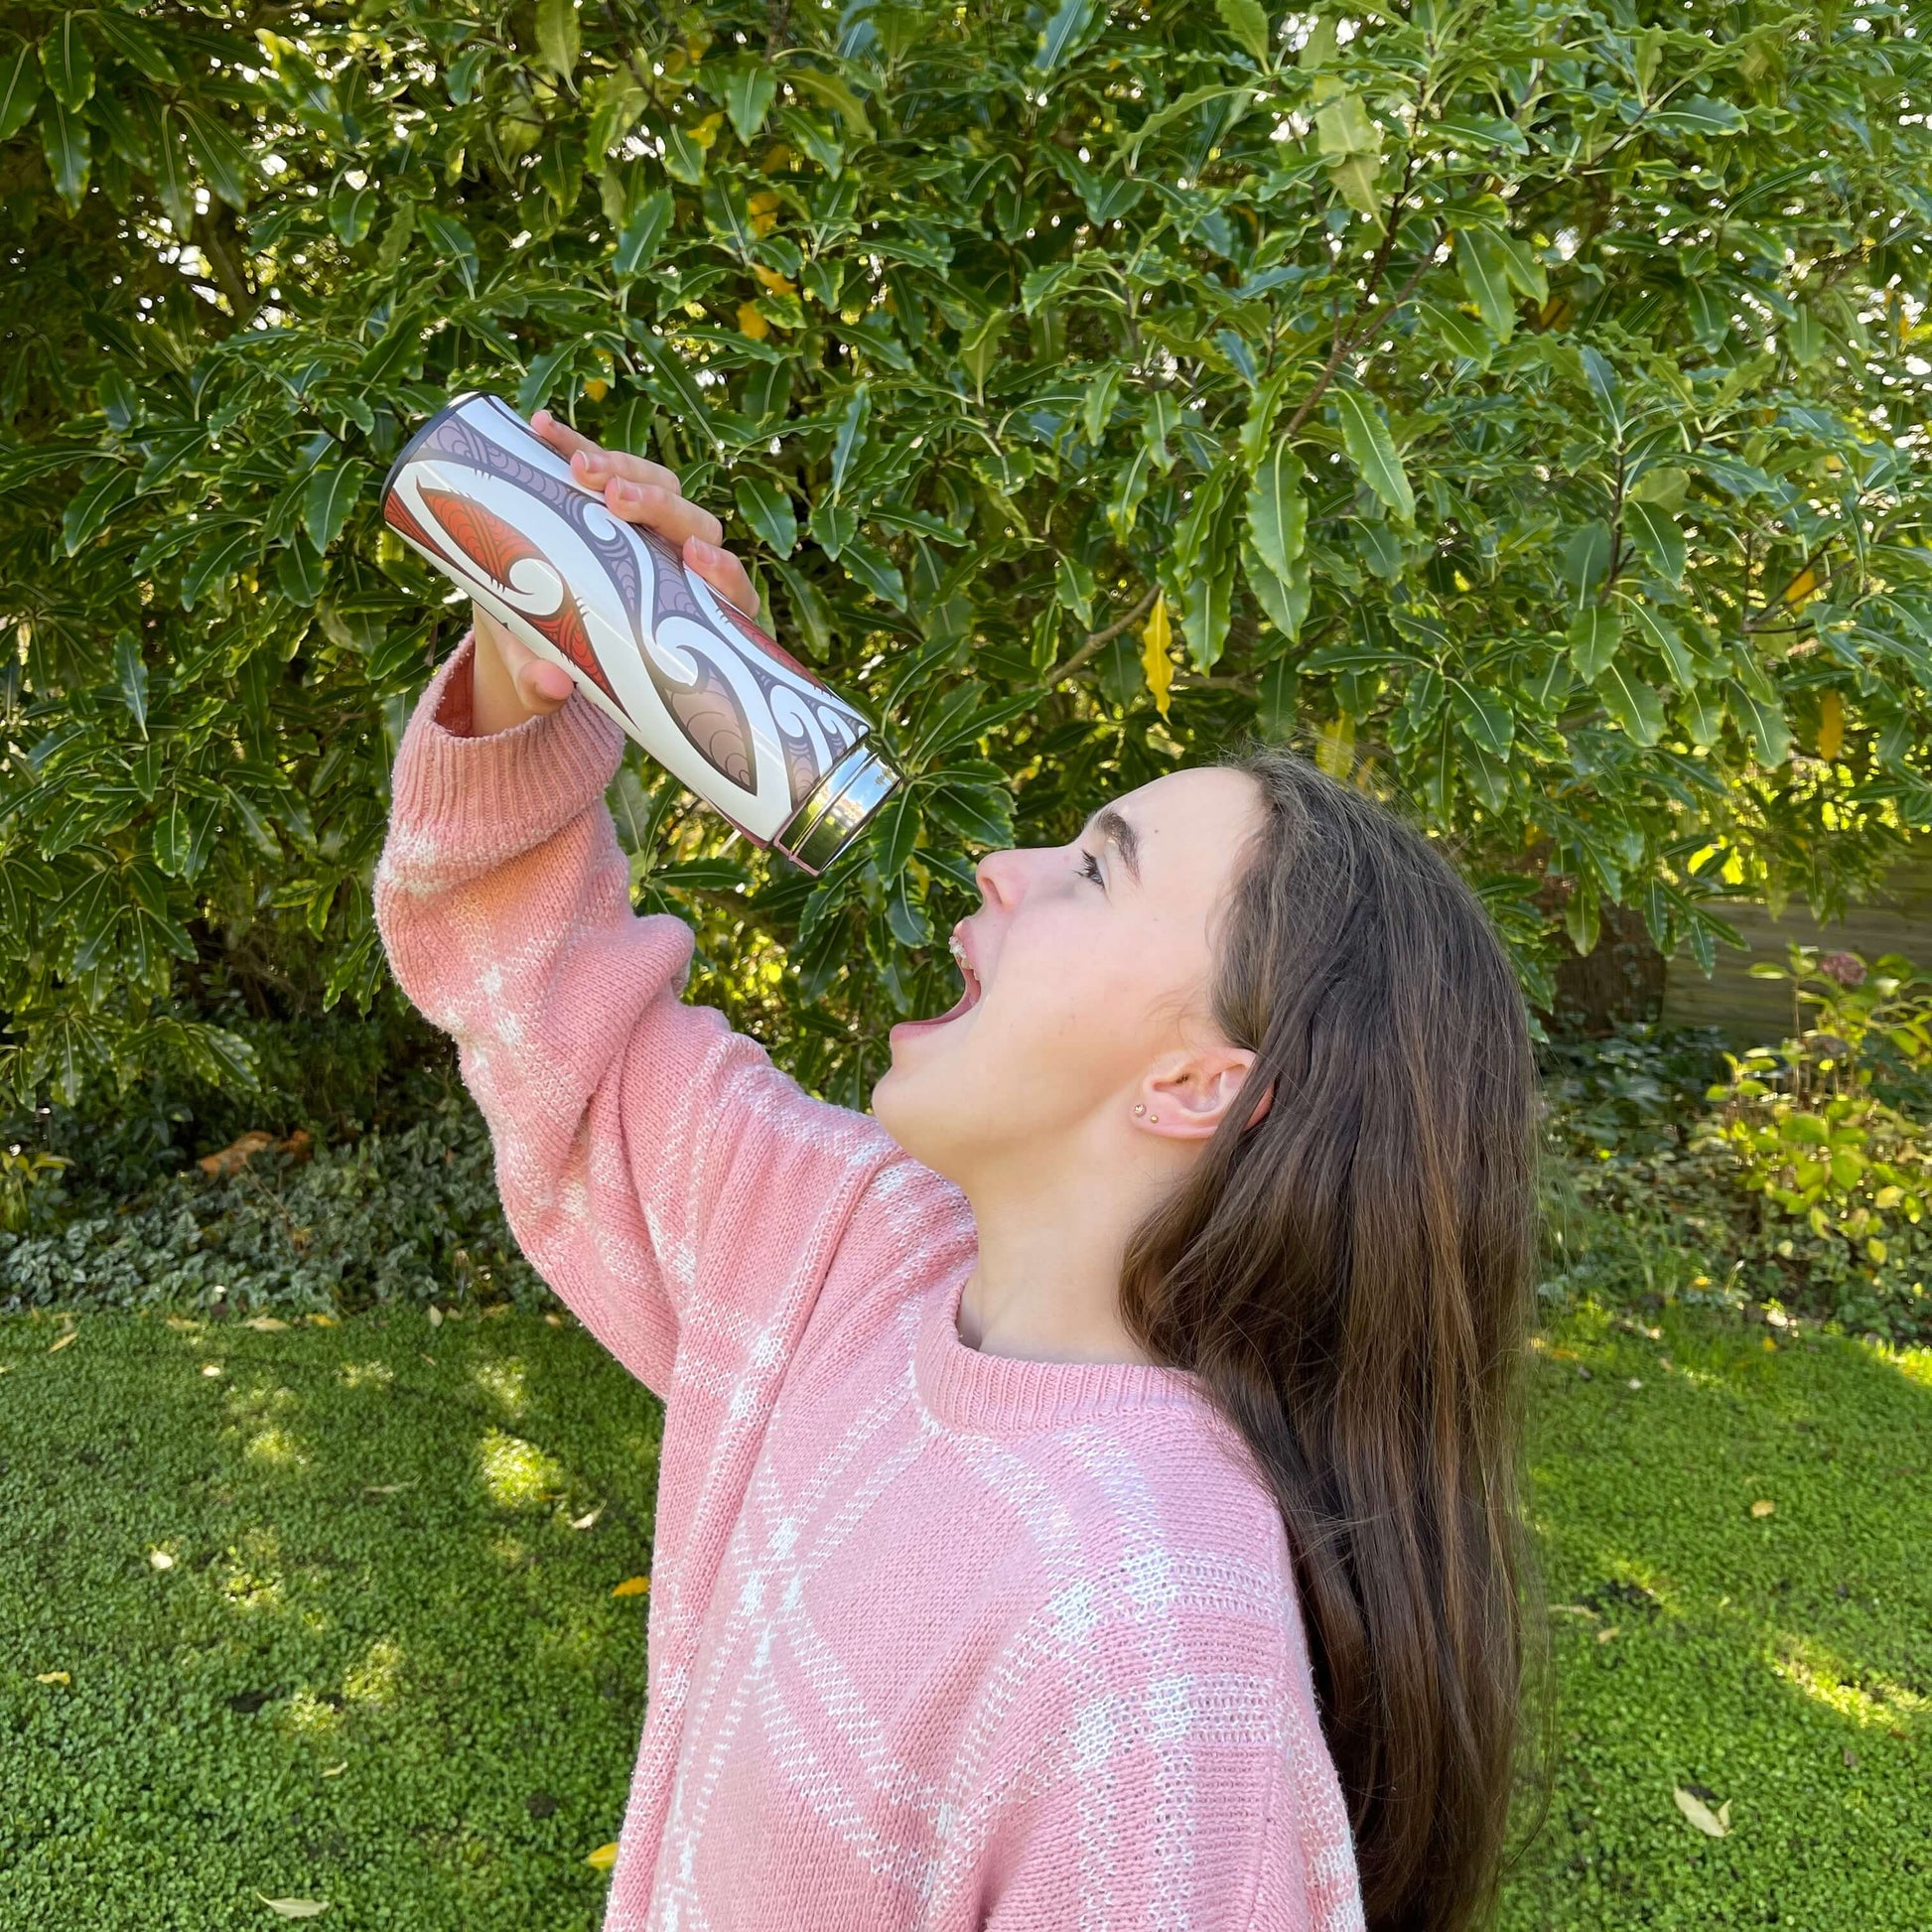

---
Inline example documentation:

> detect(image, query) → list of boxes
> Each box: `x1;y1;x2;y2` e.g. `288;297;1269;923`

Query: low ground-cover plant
0;1095;542;1316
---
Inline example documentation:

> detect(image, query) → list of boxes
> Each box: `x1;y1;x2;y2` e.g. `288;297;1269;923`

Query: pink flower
1818;951;1866;988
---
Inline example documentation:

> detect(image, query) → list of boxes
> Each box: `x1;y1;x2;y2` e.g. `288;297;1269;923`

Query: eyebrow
1085;804;1142;885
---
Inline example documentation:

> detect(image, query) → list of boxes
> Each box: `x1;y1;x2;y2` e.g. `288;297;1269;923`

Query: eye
1076;849;1105;887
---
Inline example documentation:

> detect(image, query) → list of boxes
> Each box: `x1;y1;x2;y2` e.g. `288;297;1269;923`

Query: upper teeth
949;934;968;969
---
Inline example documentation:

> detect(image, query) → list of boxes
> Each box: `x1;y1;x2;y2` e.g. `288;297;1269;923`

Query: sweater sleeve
372;635;897;1399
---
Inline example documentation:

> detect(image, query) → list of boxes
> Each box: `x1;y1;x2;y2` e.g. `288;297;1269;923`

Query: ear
1133;1046;1262;1144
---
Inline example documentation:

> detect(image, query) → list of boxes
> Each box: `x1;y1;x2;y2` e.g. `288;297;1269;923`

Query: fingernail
613;478;642;501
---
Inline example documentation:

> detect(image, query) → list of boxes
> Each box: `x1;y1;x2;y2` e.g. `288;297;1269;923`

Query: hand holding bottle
468;409;758;735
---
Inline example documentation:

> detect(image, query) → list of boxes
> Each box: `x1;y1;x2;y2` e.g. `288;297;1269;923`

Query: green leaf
62;465;135;554
871;788;922;882
41;97;89;208
925;779;1013;848
0;40;44;142
768;558;833;658
807;498;856;559
40;16;94;113
722;63;778;144
535;0;579;80
786;69;873;142
1034;0;1100;71
1593;663;1664;745
1654;96;1746;136
150;109;192;229
1245;438;1306;584
840;534;905;609
1457;230;1515;343
1082;363;1122;446
1333;388;1414;523
616;188;673;278
1569;607;1621;681
1450;680;1514;760
1628;602;1700;689
1417;299;1492;368
416;207;479;293
179;527;254;611
179;104;251;209
1727;679;1792;767
329;182;377;247
662;124;705;186
831;385;870;498
304;461;368;556
1214;0;1273;64
113;631;148;734
734;476;798;559
1625;499;1686;584
1180;560;1235;672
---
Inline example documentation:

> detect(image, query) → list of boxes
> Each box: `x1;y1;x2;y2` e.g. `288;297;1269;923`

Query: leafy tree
2;0;1930;1111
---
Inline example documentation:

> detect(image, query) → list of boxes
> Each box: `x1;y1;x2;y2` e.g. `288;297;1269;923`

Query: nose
973;845;1028;910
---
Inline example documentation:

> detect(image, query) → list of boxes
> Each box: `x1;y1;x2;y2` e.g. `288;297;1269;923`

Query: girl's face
872;766;1265;1182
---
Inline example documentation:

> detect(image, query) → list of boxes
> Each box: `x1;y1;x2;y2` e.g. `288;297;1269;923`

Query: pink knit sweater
374;638;1365;1932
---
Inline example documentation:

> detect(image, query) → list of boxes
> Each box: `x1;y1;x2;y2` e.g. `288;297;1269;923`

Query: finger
516;654;575;712
685;537;759;617
531;409;683;498
604;478;725;550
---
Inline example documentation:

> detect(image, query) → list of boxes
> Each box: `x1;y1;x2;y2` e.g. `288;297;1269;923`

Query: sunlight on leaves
478;1427;566;1508
344;1636;404;1708
473;1357;529;1420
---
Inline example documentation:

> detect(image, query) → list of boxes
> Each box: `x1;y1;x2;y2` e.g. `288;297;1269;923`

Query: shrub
1;0;1931;1119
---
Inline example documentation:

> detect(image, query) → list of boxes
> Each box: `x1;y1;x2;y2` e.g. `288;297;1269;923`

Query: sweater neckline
914;1261;1205;1435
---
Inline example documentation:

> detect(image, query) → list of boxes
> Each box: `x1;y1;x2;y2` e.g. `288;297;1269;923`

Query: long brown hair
1120;748;1542;1932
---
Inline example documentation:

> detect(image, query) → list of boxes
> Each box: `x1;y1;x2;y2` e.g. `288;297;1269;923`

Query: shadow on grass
1501;1305;1931;1930
0;1307;663;1931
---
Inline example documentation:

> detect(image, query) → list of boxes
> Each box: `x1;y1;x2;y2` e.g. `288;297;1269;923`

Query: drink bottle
381;391;898;873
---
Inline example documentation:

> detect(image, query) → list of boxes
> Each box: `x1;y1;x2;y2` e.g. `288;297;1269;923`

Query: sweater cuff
390;633;627;859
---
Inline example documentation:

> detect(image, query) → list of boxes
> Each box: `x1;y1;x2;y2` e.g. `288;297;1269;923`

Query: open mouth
889;926;983;1039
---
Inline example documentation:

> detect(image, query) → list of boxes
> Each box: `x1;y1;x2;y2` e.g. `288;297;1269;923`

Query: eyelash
1077;849;1105;887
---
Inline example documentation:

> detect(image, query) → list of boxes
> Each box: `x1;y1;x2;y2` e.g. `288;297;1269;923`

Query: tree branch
1045;585;1160;688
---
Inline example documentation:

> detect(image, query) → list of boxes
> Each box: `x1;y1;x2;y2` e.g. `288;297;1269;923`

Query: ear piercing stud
1133;1103;1145;1116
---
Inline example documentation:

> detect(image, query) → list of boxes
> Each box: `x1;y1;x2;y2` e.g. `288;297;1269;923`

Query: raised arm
373;632;896;1398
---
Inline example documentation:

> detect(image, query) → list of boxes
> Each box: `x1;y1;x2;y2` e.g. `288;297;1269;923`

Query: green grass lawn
1;1301;1926;1930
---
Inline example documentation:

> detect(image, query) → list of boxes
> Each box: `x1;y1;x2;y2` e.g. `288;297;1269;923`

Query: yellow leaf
761;145;792;173
571;1504;606;1531
587;1841;621;1871
737;302;769;341
244;1315;289;1331
305;1313;338;1327
48;1329;77;1352
753;263;796;298
1781;562;1821;608
1315;713;1356;779
36;1670;70;1685
584;377;610;402
692;111;724;150
1750;1498;1775;1518
1672;1787;1731;1838
611;1575;650;1598
165;1315;200;1332
1595;1625;1619;1644
1140;591;1173;720
426;1305;444;1329
320;1762;347;1777
256;1896;329;1918
1816;690;1844;761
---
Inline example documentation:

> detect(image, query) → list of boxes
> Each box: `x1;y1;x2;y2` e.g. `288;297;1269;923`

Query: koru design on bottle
382;392;898;872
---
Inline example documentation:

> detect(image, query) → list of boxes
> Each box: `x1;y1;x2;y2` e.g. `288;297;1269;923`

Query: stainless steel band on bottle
771;740;900;873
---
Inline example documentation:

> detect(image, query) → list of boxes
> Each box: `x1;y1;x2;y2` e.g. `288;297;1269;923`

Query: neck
954;1129;1173;1367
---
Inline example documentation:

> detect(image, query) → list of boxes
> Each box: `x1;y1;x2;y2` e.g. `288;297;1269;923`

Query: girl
374;415;1540;1932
